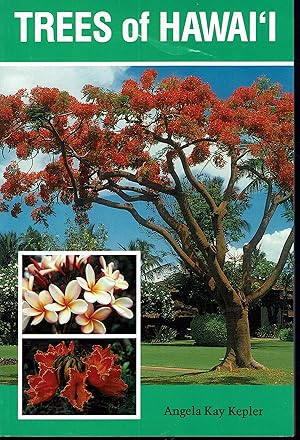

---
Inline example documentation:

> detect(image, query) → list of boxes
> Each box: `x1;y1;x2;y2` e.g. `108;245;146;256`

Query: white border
18;250;141;420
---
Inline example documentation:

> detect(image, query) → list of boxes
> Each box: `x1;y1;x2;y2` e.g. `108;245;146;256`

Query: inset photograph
21;338;138;418
21;252;139;335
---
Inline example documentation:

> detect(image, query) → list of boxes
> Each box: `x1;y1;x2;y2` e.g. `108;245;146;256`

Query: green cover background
0;0;294;62
0;385;295;436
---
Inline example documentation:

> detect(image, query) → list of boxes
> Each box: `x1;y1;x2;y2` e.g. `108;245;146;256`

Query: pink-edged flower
110;293;134;319
99;256;129;290
22;301;32;330
76;255;89;269
23;290;58;326
76;264;114;305
75;303;112;334
27;255;65;276
22;275;34;299
45;280;88;325
65;255;89;271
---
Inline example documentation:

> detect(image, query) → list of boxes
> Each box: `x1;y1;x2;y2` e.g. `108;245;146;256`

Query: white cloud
226;228;293;263
0;150;51;185
226;245;243;262
0;66;128;98
0;65;129;184
150;142;251;189
258;228;293;263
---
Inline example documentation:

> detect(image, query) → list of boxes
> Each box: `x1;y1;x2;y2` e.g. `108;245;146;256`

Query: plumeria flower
76;264;114;305
75;303;112;334
23;290;58;326
45;280;88;325
110;292;134;319
75;255;90;269
39;255;65;275
99;256;129;290
27;255;65;276
22;275;34;299
22;301;32;330
65;255;89;271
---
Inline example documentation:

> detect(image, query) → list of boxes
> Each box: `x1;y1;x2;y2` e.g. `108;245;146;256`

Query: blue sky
0;65;294;262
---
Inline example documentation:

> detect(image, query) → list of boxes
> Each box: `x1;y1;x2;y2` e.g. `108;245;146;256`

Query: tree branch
178;150;217;212
79;196;201;273
246;226;294;304
48;122;79;203
97;170;175;195
241;190;293;294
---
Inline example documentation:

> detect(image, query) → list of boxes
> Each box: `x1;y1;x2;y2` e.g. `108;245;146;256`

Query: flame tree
0;70;294;370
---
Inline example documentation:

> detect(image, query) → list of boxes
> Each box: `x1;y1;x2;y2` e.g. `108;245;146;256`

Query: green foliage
141;280;174;320
150;325;177;343
19;226;60;251
174;175;249;244
223;261;243;289
255;324;280;338
190;313;227;347
19;221;108;252
278;325;293;341
0;262;18;345
63;221;108;251
256;323;293;341
166;269;218;312
121;238;174;282
251;248;275;280
0;232;20;267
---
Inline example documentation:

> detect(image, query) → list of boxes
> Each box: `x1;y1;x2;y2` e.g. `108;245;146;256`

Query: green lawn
0;345;18;385
0;340;294;386
141;339;294;385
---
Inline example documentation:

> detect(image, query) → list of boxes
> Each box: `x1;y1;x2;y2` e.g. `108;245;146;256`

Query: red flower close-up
23;340;132;415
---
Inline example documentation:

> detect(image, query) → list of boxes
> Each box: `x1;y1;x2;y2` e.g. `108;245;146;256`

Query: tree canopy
0;70;294;368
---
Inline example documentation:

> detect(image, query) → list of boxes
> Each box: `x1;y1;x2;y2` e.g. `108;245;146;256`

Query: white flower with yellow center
99;256;129;290
45;280;88;324
23;290;58;326
76;264;114;305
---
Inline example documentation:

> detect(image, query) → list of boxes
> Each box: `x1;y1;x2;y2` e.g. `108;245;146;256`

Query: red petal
25;367;59;406
68;340;75;354
83;344;118;376
34;341;74;368
87;365;128;398
60;368;92;411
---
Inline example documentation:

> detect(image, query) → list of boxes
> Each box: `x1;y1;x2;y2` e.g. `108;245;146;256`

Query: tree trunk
211;304;267;371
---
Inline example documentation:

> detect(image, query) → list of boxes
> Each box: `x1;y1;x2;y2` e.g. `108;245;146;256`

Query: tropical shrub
141;281;174;320
0;262;18;345
278;325;293;341
150;325;178;343
255;324;280;339
190;313;227;346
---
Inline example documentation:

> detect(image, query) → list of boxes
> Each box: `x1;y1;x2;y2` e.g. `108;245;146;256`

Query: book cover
0;0;295;437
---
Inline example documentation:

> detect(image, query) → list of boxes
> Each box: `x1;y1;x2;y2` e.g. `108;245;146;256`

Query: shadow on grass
199;376;263;385
143;343;196;347
0;378;17;385
251;342;293;349
142;370;263;385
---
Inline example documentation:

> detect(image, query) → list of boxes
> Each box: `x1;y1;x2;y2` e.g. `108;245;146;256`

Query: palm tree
0;231;20;266
119;239;175;281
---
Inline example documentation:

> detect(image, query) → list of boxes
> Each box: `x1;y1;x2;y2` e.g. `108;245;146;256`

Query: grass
141;339;294;385
0;345;17;358
0;345;17;384
0;340;294;386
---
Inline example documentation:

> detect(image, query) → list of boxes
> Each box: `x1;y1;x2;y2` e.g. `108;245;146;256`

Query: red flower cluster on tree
25;341;128;411
0;69;294;222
